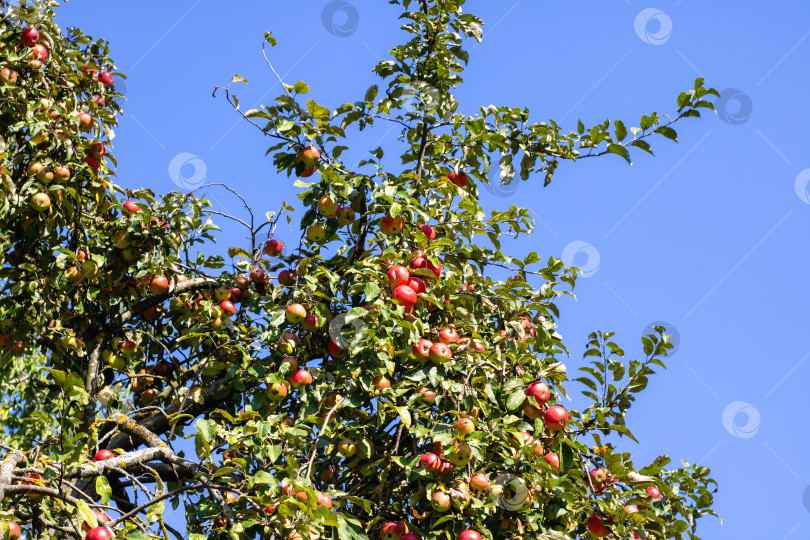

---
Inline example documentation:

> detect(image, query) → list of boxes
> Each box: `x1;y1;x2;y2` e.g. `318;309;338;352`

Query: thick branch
0;451;24;502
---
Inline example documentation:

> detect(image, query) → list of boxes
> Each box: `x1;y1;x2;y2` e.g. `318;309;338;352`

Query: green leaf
230;74;248;84
76;499;96;530
654;126;678;142
607;144;631;164
506;388;524;411
630;140;654;155
614;120;627;142
96;476;112;505
560;441;575;472
395;406;412;428
254;470;276;484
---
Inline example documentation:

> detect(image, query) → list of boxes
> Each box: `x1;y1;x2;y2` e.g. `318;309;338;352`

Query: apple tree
0;0;719;539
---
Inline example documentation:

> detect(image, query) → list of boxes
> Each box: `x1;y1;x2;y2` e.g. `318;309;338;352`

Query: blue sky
54;1;810;538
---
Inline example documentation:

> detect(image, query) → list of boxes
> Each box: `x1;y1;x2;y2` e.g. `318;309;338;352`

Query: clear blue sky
55;2;810;538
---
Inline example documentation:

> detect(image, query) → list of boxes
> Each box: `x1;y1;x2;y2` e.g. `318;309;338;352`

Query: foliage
0;1;718;539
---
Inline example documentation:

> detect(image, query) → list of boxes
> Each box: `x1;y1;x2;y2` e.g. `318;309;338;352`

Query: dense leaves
0;0;718;539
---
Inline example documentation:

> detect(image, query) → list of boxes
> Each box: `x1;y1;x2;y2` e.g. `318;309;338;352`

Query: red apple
285;303;307;324
587;514;610;538
448;171;468;187
646;486;663;499
86;526;113;540
289;369;313;389
2;520;21;539
315;492;333;507
249;267;266;283
54;165;71;181
90;142;106;160
98;71;114;87
278;269;295;286
381;215;405;235
21;28;40;46
122;201;141;214
266;381;288;401
296;145;321;166
407;277;426;294
372;375;391;390
428;342;452;364
401;534;421;540
624;504;639;514
431;490;451;512
327;339;344;359
32;44;48;62
379;522;407;540
469;472;490;493
458;531;482;540
302;314;321;331
417;387;435;403
149;275;169;294
425;259;442;279
264;238;284;256
94;449;114;461
438;327;459;344
454;417;475;436
412;338;432;360
336;206;356;226
419;224;436;240
590;468;608;487
0;68;17;84
392;285;417;308
543;452;560;472
318;195;339;218
140;388;157;405
523;400;545;419
387;265;409;287
526;381;551;405
82;156;100;172
418;452;442;473
219;300;236;317
544;405;569;431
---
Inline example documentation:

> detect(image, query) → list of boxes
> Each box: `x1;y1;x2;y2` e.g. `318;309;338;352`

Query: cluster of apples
7;472;113;539
586;483;662;537
379;521;481;540
305;193;357;243
0;333;27;358
294;145;321;178
10;27;116;215
19;27;49;69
